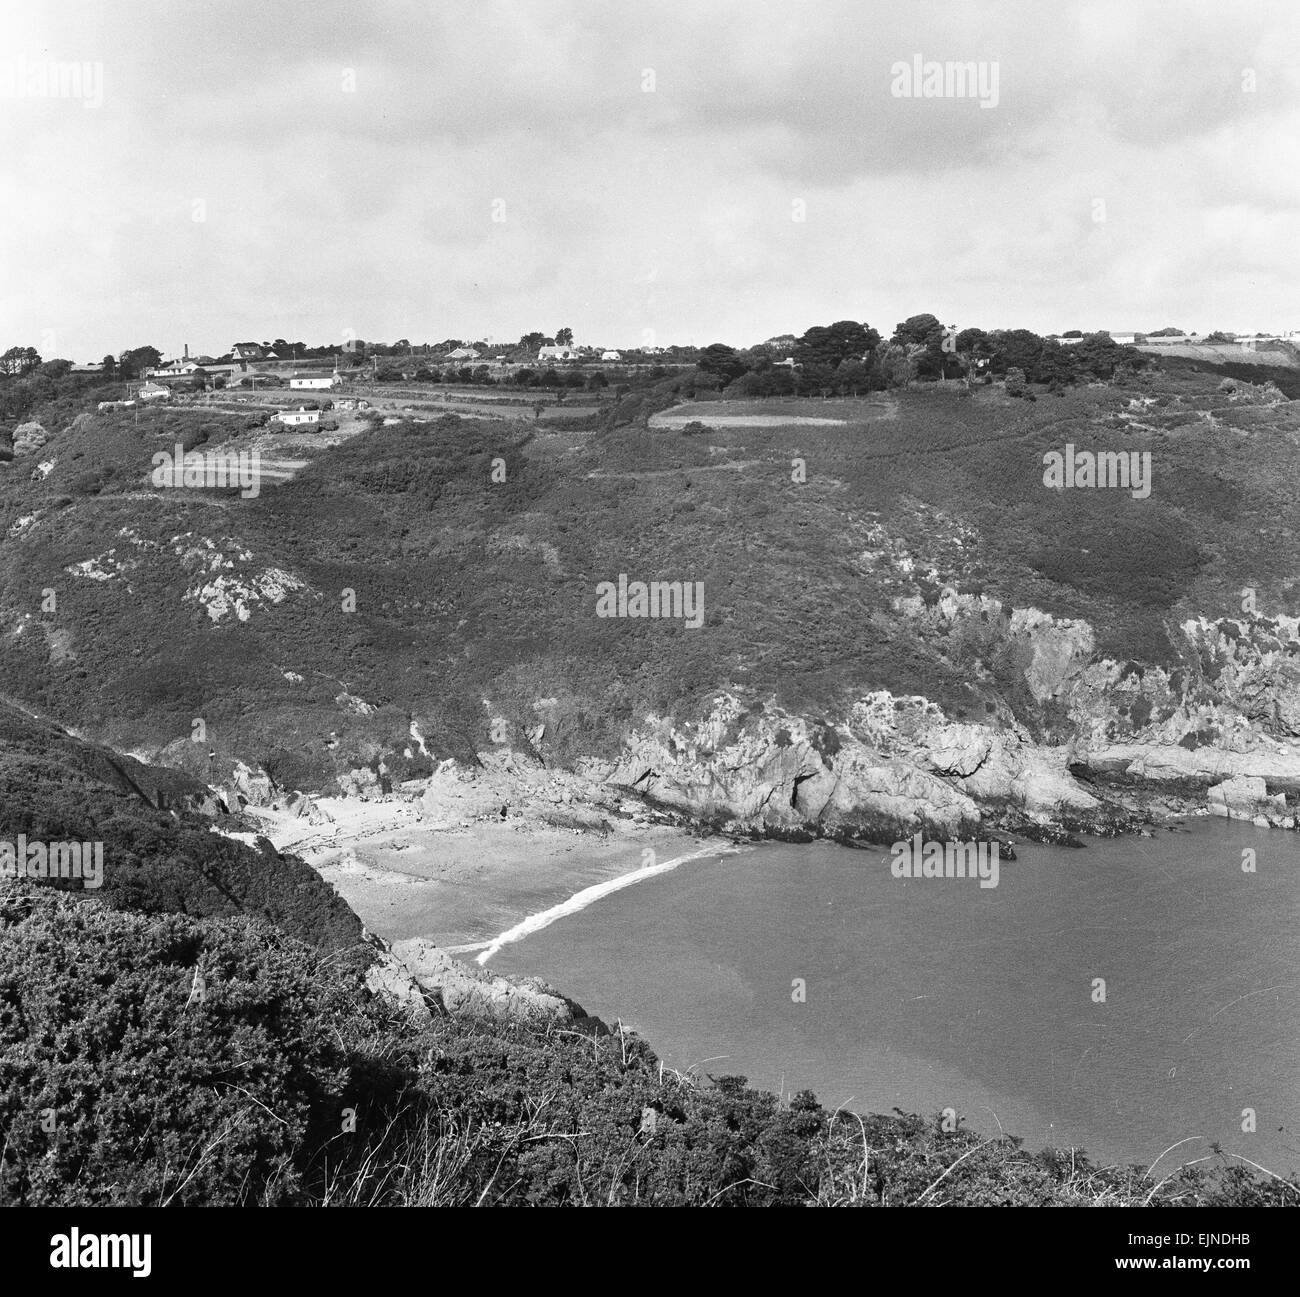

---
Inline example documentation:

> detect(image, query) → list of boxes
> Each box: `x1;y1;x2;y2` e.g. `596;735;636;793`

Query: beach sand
246;796;725;951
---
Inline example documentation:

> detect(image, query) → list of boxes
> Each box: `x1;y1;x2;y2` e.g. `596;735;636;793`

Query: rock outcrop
391;937;601;1027
364;940;435;1025
10;421;47;457
608;692;1103;842
418;761;510;826
1206;775;1292;828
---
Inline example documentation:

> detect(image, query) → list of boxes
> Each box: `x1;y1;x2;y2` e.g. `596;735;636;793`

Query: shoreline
246;793;731;951
469;839;752;964
236;759;1288;965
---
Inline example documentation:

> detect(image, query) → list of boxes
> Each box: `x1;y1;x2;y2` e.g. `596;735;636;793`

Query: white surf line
474;842;751;966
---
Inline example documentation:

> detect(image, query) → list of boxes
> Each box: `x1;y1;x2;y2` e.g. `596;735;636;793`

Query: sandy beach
246;794;727;952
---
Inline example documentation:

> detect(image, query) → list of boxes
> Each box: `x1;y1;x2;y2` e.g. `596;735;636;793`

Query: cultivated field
649;395;896;428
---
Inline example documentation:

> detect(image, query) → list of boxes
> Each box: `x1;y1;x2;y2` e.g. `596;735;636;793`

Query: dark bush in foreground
0;891;359;1204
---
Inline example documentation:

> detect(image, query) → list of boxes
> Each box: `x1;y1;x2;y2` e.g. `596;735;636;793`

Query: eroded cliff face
128;590;1300;842
599;598;1300;840
606;690;1101;842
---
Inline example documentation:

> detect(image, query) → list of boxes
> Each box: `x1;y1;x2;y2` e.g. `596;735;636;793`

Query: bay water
492;817;1300;1177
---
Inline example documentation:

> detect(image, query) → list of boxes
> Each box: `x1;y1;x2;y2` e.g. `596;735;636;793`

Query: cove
491;816;1300;1178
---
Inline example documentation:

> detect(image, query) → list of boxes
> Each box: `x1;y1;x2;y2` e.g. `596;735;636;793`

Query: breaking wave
475;842;748;965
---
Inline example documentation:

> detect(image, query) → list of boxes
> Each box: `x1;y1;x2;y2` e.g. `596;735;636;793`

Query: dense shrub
0;892;360;1205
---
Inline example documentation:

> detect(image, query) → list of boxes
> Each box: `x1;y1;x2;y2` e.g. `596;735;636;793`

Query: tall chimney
184;342;189;360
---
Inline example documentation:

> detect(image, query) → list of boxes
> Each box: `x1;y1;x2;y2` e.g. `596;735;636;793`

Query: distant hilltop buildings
1046;329;1299;348
70;325;1300;385
537;344;581;362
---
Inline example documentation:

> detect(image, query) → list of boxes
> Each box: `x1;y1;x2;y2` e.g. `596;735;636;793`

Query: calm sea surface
492;817;1300;1176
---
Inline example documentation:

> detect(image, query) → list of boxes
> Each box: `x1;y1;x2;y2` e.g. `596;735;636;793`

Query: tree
1005;367;1027;397
555;327;574;346
1032;339;1076;387
698;343;746;386
117;346;162;379
874;342;918;389
891;315;947;380
38;358;72;379
0;346;41;377
1074;332;1144;380
955;327;992;386
101;354;117;379
518;332;547;356
955;327;990;355
834;357;871;396
987;329;1043;378
795;320;880;372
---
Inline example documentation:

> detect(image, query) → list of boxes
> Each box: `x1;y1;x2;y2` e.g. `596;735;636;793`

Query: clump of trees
685;317;1150;401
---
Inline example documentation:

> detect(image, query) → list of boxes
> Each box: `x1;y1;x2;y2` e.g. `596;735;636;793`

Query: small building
231;342;265;361
446;346;481;361
274;407;321;427
537;344;580;362
290;374;336;390
775;357;798;368
137;382;171;402
600;350;622;362
149;360;201;378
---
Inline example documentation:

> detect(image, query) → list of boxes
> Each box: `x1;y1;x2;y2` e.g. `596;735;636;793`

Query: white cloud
2;0;1298;356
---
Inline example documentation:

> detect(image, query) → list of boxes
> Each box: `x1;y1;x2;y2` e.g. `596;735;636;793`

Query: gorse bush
0;891;360;1204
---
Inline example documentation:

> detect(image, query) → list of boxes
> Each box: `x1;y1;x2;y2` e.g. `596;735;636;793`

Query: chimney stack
184;342;189;360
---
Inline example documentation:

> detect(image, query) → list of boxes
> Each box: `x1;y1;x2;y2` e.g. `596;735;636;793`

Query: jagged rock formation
363;935;435;1025
608;691;1101;841
391;937;602;1026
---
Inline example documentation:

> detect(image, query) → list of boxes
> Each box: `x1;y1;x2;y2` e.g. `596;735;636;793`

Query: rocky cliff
588;597;1300;842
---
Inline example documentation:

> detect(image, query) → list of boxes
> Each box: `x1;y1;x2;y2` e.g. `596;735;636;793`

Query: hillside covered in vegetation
3;349;1300;843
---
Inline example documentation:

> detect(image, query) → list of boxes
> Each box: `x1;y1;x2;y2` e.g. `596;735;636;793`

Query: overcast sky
2;0;1298;360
